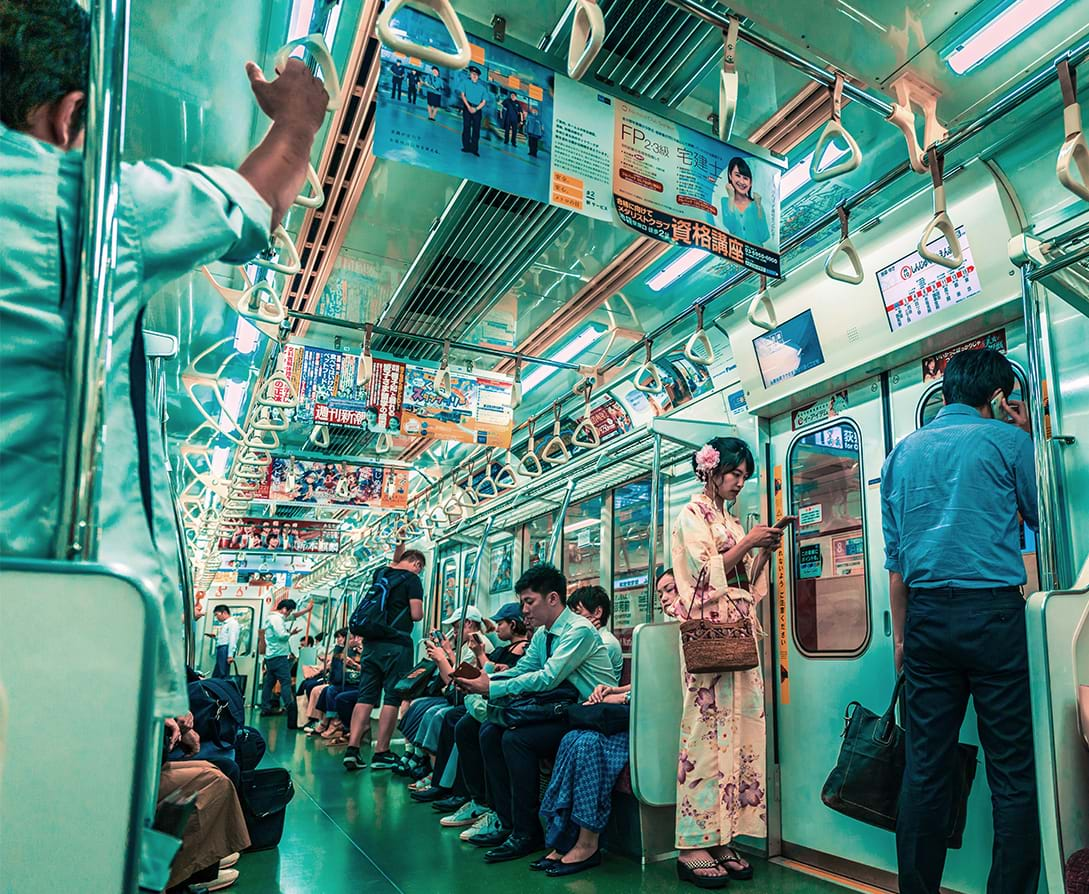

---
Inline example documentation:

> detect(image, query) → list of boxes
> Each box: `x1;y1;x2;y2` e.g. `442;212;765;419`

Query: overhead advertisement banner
217;517;341;554
254;459;410;511
373;8;782;277
401;365;514;447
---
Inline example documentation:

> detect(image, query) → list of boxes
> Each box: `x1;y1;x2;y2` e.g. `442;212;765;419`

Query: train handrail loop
825;205;865;284
253;225;302;275
273;34;342;111
309;423;331;447
434;340;452;398
748;274;776;331
718;16;740;142
571;379;601;448
376;0;473;70
541;403;572;465
495;455;520;492
519;419;545;478
257;370;298;409
568;0;605;81
917;148;964;270
634;339;663;393
244;428;280;451
294;164;325;210
335;476;351;498
357;324;375;389
253;405;290;432
1056;59;1089;202
239;279;287;324
182;338;245;444
374;430;392;455
683;304;715;365
811;72;862;183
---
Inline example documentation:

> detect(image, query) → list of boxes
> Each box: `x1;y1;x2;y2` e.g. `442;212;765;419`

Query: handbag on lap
566;702;630;736
392;658;441;701
680;565;759;673
490;682;580;729
821;674;978;849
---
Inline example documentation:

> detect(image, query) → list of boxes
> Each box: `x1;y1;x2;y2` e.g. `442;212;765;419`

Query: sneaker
343;748;367;770
204;868;239;891
460;810;500;842
440;800;488;828
408;774;432;793
371;751;401;770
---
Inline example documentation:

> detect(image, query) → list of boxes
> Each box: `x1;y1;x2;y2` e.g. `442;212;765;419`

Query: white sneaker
408;774;432;792
440;799;488;828
219;852;240;869
205;868;239;891
459;810;500;841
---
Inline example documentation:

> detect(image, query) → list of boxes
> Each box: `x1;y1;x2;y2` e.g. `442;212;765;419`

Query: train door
199;594;263;703
770;376;900;880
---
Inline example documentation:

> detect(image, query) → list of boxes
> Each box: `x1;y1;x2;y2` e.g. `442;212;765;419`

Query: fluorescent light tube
646;247;707;291
945;0;1064;75
522;325;607;394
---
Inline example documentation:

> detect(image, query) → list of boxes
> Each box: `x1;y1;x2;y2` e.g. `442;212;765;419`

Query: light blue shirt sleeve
880;453;901;575
488;623;600;700
1011;431;1039;531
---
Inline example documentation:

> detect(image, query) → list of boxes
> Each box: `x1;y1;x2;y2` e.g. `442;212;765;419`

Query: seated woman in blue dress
719;156;770;247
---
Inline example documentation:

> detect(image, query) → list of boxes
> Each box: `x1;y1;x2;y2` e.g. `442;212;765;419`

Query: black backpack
349;568;410;638
188;678;245;750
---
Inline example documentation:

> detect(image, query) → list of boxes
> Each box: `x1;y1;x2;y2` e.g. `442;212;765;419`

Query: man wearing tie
453;563;617;863
209;604;241;679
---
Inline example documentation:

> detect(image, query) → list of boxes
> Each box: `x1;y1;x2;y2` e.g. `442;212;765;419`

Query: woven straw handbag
680;565;759;673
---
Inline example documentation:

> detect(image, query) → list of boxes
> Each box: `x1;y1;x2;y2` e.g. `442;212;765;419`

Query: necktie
545;632;555;659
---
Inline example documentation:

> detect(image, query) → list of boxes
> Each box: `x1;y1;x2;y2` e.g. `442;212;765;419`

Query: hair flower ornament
695;444;720;477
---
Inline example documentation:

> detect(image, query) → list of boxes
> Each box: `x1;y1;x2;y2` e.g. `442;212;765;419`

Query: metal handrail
57;0;130;560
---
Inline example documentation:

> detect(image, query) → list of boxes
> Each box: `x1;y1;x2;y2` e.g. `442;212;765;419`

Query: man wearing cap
459;66;488;155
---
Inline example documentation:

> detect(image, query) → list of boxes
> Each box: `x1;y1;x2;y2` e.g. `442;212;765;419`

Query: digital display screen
753;309;826;388
877;226;982;331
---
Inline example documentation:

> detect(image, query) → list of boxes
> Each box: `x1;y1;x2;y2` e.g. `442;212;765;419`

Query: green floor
231;714;853;894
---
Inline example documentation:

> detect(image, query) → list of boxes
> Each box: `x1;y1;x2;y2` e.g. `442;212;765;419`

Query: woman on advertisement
719;157;770;247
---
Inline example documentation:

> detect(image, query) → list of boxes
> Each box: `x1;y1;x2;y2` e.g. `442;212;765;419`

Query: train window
563;495;603;590
437;550;461;622
917;362;1029;428
525;514;555;569
787;420;871;657
611;478;662;639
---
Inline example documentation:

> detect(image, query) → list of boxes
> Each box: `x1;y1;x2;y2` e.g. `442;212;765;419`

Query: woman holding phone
663;436;787;887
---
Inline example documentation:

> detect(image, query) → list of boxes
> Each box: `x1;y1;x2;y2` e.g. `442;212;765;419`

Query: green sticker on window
799;543;823;579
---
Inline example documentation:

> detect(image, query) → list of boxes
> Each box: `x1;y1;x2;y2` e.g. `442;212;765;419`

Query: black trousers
407;81;417;104
503;121;518;145
897;587;1040;894
480;719;569;838
454;714;488;805
461;108;482;151
212;644;230;678
528;135;539;157
391;76;403;100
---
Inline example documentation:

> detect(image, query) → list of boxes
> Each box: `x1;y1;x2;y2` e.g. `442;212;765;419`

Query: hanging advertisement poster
401;365;514;447
372;8;783;277
255;458;410;510
217;517;341;554
490;541;514;595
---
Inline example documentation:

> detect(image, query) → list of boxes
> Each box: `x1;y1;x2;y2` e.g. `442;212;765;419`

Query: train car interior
1;0;1089;892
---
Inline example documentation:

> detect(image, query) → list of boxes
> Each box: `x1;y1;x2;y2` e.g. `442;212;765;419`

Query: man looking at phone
880;348;1038;894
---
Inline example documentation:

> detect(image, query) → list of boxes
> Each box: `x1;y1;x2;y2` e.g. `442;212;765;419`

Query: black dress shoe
529;856;562;871
546;850;602;877
484;834;544;863
409;786;450;803
466;828;511;848
432;795;467;813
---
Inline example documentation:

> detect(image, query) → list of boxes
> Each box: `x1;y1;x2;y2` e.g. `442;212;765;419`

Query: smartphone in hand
773;515;798;530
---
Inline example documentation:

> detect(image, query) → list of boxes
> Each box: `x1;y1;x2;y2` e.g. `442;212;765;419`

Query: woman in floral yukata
662;436;786;888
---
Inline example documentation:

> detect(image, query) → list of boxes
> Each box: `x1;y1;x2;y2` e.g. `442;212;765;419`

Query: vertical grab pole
1020;266;1058;592
547;479;578;568
647;432;662;621
57;0;131;560
454;516;495;681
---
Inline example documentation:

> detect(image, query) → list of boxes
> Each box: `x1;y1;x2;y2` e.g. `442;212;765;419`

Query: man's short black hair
568;585;612;626
514;563;567;605
213;604;231;615
277;598;297;613
0;0;90;130
335;627;348;639
941;349;1015;409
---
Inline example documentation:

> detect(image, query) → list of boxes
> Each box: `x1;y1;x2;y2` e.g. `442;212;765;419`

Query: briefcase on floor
821;674;978;849
241;768;295;851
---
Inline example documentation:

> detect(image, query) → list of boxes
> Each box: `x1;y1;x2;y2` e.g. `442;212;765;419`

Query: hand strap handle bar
917;148;964;270
182;338;245;444
718;16;740;142
357;324;374;388
568;0;605;81
434;340;452;398
541;402;572;465
376;0;473;70
747;274;776;330
252;225;302;275
519;418;545;478
683;304;715;365
1057;59;1089;202
825;205;864;284
811;72;862;183
634;339;663;393
571;378;601;448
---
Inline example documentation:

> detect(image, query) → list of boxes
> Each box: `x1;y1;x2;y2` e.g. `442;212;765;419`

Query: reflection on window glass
563;496;603;590
788;421;869;656
490;537;515;596
611;479;662;643
439;552;460;623
526;515;555;570
918;367;1026;428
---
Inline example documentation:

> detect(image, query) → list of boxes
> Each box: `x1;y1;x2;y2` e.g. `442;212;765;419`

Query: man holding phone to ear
879;348;1038;894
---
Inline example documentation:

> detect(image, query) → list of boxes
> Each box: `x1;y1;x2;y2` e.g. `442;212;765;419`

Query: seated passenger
567;585;623;681
307;634;362;740
537;683;632;877
453;564;618;863
300;628;350;733
0;0;329;720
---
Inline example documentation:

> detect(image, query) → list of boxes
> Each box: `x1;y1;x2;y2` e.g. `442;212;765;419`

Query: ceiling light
211;446;231;478
563;517;599;534
944;0;1064;75
646;248;707;291
521;325;607;394
233;317;259;354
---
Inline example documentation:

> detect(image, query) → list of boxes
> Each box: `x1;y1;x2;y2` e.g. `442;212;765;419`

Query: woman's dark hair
335;627;348;639
1;0;90;130
515;562;567;604
655;568;675;586
941;349;1015;408
727;156;754;198
499;616;528;637
693;436;755;481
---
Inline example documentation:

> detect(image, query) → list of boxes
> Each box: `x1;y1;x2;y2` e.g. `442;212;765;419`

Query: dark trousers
503;122;518;145
528;135;540;157
454;714;488;805
407;81;417;104
897;587;1040;894
461;108;482;151
481;719;569;838
391;77;403;100
212;644;230;679
260;655;293;711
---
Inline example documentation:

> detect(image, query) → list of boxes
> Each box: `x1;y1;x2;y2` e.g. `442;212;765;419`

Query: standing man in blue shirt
459;66;488;156
209;604;241;679
880;349;1039;894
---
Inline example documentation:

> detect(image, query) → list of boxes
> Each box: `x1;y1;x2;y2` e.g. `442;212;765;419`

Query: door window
563;496;603;590
917;362;1029;428
788;421;870;657
611;478;662;641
